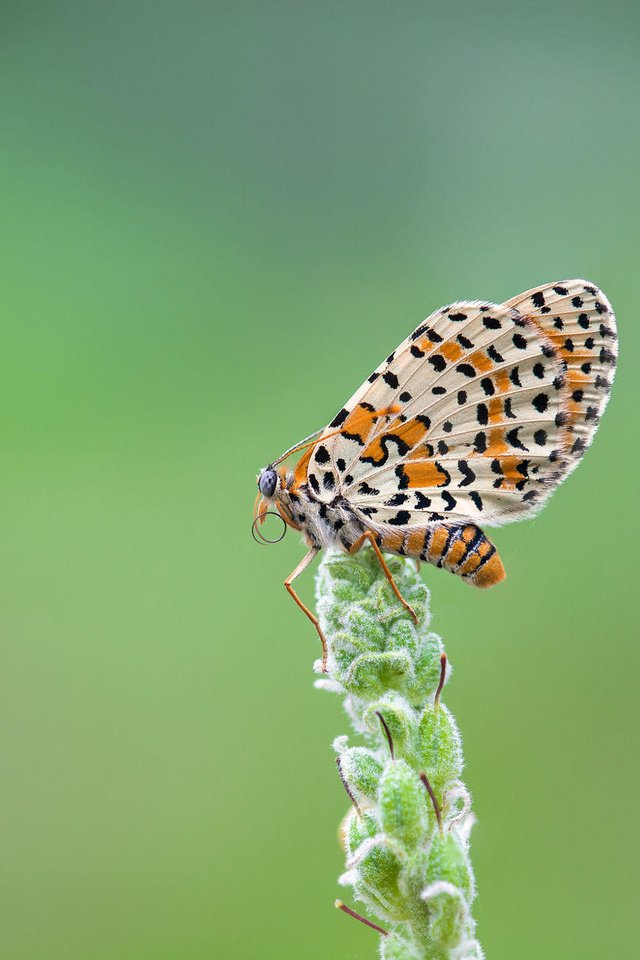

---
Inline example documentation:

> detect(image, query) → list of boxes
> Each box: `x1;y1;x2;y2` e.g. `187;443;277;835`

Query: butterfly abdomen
376;523;505;589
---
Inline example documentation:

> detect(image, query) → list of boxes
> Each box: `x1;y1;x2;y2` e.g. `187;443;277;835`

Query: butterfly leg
349;531;419;625
284;548;329;671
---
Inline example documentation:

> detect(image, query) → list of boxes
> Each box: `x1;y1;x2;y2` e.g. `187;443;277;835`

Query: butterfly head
258;466;278;499
252;465;288;544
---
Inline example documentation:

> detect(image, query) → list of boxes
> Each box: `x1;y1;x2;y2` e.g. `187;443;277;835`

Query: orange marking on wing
470;351;493;374
564;351;599;362
494;369;510;393
341;405;377;439
404;461;448;488
439;341;463;363
544;331;571;346
566;369;590;386
472;553;506;588
486;428;508;457
488;397;503;423
396;418;430;446
360;416;428;464
293;446;314;486
406;442;433;461
462;525;477;543
497;456;524;489
545;336;597;361
342;403;402;442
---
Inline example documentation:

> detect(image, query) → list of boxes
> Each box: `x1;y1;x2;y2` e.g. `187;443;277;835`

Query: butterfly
254;280;617;670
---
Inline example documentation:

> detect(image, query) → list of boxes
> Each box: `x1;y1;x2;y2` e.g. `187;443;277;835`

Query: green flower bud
410;631;446;702
351;835;405;918
362;695;414;758
337;746;384;807
344;807;380;856
378;759;429;849
344;650;414;698
416;703;463;801
422;880;469;950
425;830;473;900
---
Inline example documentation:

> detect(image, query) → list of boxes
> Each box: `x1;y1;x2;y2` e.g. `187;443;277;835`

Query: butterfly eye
258;468;278;498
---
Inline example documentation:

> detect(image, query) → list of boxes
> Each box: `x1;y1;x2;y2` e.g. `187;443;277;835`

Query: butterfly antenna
335;900;389;936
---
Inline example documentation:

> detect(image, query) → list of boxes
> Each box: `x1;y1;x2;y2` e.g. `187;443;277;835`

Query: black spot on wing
506;427;528;451
458;460;476;487
330;407;349;428
385;492;408;506
387;510;412;526
341;431;365;446
480;377;494;396
358;481;380;496
429;354;447;373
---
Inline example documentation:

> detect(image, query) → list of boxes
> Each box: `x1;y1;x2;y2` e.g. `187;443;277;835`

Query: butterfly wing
304;282;616;529
504;279;617;473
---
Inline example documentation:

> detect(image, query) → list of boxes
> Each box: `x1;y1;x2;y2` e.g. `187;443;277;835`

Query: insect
254;280;617;670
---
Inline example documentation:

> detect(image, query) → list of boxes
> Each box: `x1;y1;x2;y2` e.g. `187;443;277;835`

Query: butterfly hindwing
504;279;617;474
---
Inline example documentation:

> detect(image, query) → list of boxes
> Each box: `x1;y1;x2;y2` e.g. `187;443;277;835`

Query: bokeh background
1;2;638;958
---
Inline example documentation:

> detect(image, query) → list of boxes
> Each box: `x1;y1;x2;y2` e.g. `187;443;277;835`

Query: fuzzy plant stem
314;548;483;960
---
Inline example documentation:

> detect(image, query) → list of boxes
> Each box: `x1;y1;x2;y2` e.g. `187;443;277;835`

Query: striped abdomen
378;522;505;589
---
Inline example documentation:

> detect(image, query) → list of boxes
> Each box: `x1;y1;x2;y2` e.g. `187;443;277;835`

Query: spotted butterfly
254;280;617;669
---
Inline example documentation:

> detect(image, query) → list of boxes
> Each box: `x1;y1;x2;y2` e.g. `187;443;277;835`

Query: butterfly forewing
306;282;617;528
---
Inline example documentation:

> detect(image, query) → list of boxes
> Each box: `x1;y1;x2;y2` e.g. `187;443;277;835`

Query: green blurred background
1;2;638;957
